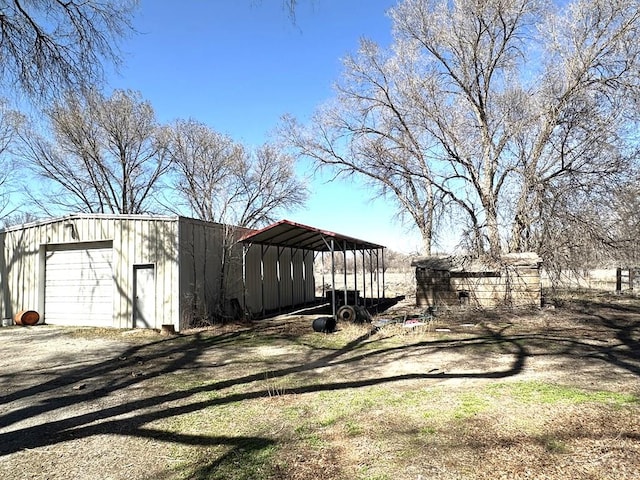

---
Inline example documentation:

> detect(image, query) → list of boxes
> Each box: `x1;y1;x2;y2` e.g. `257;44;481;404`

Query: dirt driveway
0;294;639;479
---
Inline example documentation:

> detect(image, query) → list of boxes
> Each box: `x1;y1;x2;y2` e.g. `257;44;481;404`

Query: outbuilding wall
242;244;316;315
177;218;226;329
414;254;542;309
176;221;315;324
0;215;180;329
1;214;317;330
112;217;180;328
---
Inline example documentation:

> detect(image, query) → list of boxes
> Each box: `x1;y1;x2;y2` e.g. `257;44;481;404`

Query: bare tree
0;99;22;219
284;0;640;257
538;161;640;276
281;36;443;255
234;143;308;228
608;179;640;266
165;119;307;321
0;0;137;101
167;119;307;228
505;0;640;253
17;89;171;214
164;119;242;222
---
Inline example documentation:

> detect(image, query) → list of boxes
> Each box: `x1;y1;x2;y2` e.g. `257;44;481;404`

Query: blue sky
108;0;425;253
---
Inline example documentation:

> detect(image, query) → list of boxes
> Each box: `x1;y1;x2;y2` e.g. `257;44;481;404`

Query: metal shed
0;214;315;330
240;219;387;319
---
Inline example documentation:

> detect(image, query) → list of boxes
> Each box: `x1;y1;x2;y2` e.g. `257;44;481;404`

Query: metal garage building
0;214;315;330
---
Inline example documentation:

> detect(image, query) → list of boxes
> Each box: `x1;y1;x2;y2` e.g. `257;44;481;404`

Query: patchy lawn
0;292;639;479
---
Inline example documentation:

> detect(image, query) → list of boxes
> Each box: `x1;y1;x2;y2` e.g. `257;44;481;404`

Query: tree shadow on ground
0;301;638;475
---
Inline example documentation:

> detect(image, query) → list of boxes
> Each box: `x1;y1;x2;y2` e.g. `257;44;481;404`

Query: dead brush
370;316;443;340
264;372;289;398
334;320;376;338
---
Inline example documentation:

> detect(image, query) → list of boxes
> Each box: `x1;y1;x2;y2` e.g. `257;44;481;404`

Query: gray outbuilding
0;214;316;330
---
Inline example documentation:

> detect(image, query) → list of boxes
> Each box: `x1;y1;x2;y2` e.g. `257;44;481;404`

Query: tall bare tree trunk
509;185;534;253
484;202;501;257
419;219;432;256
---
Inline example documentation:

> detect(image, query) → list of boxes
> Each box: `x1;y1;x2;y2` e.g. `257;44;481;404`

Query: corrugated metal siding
178;219;225;329
224;231;249;309
242;244;316;315
0;215;180;329
44;242;114;326
1;224;45;320
177;220;315;325
112;217;180;329
242;244;263;314
2;215;316;328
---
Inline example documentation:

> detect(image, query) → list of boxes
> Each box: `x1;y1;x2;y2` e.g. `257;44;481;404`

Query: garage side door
45;243;114;327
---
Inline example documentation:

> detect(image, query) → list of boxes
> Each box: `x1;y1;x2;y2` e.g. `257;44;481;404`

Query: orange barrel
14;310;40;326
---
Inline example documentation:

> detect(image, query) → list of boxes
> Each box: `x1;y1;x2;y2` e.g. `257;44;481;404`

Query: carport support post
242;244;247;315
319;251;325;298
342;241;347;306
378;252;381;305
290;247;297;309
381;248;386;299
277;246;283;313
302;249;309;305
370;249;375;307
376;248;386;298
362;249;367;308
260;244;266;318
331;239;337;319
352;244;358;306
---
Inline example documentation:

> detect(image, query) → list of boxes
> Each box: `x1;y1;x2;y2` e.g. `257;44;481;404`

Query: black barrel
312;316;336;333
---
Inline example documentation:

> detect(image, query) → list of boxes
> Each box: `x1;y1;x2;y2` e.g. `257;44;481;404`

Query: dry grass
0;291;639;480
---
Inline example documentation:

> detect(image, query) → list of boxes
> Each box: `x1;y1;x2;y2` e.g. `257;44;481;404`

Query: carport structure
240;219;387;319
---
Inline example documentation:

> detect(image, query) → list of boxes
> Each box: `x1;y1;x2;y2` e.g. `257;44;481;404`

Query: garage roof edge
0;213;183;233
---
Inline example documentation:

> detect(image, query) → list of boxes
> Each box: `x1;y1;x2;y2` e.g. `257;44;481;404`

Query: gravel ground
0;294;639;479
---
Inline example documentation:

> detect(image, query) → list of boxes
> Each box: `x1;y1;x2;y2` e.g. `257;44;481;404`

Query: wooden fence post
616;267;622;293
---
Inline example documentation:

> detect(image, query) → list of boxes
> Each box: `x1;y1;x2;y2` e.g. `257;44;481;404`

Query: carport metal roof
239;219;387;320
239;219;385;251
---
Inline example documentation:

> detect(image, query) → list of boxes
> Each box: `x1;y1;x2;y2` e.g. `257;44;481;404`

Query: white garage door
45;243;114;327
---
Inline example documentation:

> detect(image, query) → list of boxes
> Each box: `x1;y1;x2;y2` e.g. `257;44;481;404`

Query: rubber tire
337;305;356;323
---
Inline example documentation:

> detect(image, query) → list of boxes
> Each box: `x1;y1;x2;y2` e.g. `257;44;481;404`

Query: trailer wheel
337;305;356;322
